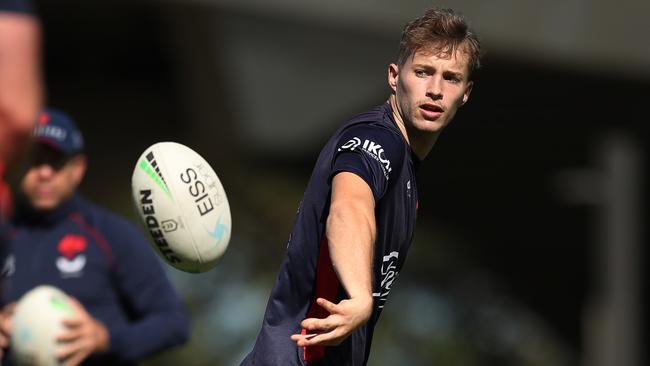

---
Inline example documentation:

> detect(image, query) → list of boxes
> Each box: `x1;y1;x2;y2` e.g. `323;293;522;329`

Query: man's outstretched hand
290;296;373;347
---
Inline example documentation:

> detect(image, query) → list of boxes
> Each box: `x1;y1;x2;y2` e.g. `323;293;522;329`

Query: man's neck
388;95;440;160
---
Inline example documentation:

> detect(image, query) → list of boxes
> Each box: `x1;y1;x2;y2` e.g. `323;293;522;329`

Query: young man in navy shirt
242;8;481;365
0;109;189;366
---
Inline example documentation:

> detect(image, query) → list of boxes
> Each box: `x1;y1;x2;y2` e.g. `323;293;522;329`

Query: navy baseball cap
33;108;84;155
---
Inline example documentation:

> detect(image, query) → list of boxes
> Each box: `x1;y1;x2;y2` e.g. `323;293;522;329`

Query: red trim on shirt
68;212;115;268
302;235;340;363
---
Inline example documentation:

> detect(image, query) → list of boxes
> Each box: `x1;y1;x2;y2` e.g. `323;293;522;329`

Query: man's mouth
420;103;443;112
419;103;443;120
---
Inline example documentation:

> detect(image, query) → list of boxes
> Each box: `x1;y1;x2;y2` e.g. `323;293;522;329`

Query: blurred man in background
0;109;189;366
242;8;480;366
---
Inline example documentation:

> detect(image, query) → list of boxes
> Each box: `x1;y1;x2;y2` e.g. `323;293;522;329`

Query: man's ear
70;154;87;186
461;81;473;106
387;63;399;93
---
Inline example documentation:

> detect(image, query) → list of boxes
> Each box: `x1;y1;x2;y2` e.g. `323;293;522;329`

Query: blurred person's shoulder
72;196;145;242
0;0;36;14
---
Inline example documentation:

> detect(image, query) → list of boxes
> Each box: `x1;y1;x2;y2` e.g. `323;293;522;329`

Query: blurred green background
32;0;647;365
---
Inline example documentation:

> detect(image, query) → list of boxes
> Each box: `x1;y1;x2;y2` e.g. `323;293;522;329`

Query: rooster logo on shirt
56;234;87;277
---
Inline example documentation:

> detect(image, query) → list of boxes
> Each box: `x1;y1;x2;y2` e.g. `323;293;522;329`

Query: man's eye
415;70;427;77
445;75;461;83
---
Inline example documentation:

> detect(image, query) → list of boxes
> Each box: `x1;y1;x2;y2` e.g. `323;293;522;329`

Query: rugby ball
131;142;231;273
11;286;76;366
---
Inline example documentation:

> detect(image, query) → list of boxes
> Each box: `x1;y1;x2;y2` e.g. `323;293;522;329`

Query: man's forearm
326;172;376;304
326;204;374;302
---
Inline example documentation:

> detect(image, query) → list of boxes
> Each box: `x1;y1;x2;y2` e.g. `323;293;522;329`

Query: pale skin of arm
0;299;109;366
290;171;376;347
0;12;43;166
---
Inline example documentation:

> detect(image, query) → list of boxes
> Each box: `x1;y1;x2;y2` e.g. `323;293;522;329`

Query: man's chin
31;199;59;212
418;119;446;133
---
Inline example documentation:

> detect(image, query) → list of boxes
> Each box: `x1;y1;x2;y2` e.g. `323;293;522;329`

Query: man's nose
426;77;443;100
35;164;55;178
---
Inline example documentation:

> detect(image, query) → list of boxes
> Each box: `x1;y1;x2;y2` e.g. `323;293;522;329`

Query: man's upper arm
330;171;375;214
0;12;42;163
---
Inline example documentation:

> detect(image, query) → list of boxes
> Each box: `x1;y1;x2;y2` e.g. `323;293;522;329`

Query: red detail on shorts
302;236;340;363
38;112;50;125
68;212;115;268
416;200;419;210
57;234;87;260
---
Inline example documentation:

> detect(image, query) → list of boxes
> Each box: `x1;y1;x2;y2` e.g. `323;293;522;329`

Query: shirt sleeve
103;218;189;361
331;124;405;201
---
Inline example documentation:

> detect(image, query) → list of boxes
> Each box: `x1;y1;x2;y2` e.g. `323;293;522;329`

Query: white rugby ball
11;285;76;366
131;141;231;273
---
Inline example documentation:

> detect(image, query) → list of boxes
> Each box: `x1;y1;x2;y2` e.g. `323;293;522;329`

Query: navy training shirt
1;195;189;365
242;102;419;365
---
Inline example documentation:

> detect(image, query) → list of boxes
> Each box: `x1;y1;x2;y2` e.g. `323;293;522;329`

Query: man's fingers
1;303;16;316
290;333;317;343
56;329;82;343
0;317;11;333
300;316;338;333
316;297;337;313
67;298;84;313
291;329;343;347
0;334;9;348
290;332;324;347
61;317;82;329
0;305;14;334
292;297;371;348
56;339;85;361
61;349;87;366
0;315;11;348
57;317;85;341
